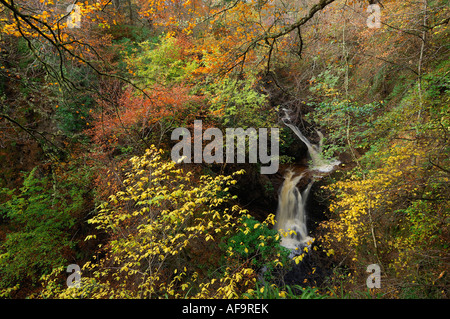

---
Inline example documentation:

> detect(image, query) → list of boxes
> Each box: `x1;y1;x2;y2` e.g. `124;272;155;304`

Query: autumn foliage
0;0;448;300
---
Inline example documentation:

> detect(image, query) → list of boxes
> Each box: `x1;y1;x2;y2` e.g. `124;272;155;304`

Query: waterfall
275;170;314;249
281;109;340;173
275;109;340;250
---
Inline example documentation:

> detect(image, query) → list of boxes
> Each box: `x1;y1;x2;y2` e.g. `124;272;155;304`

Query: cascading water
275;109;340;250
281;108;341;173
274;170;314;249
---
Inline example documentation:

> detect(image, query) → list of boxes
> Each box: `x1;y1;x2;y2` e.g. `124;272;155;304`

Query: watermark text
171;120;279;174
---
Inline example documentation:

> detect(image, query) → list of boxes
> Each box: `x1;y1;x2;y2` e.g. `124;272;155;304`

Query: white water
275;109;340;250
275;170;314;249
281;109;340;173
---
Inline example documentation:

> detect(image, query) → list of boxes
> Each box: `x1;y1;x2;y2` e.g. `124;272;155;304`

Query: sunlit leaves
40;146;259;298
126;36;199;87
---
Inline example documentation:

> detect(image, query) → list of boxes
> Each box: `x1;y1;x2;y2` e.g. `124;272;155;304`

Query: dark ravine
275;109;339;248
271;109;341;289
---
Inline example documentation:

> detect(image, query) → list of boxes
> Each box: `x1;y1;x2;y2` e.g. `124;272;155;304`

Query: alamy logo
366;263;381;288
367;4;381;29
66;4;81;29
67;264;81;288
171;120;279;174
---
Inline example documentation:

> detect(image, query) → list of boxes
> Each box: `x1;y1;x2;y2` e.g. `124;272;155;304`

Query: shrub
204;76;274;129
223;215;290;282
126;36;199;87
38;146;275;299
0;164;89;295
